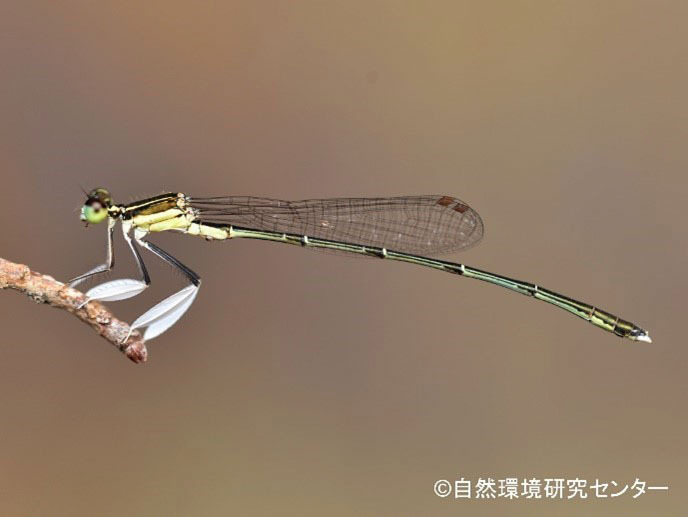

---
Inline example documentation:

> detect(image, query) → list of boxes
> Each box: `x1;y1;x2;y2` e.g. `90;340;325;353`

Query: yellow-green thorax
123;192;230;240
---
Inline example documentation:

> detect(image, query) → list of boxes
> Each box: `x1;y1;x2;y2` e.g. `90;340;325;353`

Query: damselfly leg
69;218;116;287
76;221;150;308
124;233;200;341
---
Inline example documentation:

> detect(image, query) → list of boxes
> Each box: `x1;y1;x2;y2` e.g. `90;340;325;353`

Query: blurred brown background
1;1;686;515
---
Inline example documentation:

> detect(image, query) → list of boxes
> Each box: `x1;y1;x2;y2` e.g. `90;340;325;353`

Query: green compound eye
81;203;108;224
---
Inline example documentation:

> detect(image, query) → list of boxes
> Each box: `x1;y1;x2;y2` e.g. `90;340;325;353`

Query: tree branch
0;257;147;363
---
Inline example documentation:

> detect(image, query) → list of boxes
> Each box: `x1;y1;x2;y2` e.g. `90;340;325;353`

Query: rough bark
0;257;147;363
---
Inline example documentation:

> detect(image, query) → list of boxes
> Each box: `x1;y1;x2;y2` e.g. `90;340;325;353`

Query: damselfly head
80;188;113;225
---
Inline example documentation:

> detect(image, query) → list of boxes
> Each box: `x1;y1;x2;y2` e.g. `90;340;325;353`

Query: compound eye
82;201;108;224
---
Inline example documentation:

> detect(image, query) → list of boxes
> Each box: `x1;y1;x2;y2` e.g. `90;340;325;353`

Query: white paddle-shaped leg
119;231;202;342
125;284;200;341
77;221;151;308
77;279;148;308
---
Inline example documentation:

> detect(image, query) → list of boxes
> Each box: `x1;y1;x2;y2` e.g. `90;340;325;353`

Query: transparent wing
188;195;483;256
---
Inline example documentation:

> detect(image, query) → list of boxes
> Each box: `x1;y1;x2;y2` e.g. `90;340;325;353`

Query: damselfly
71;189;651;343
